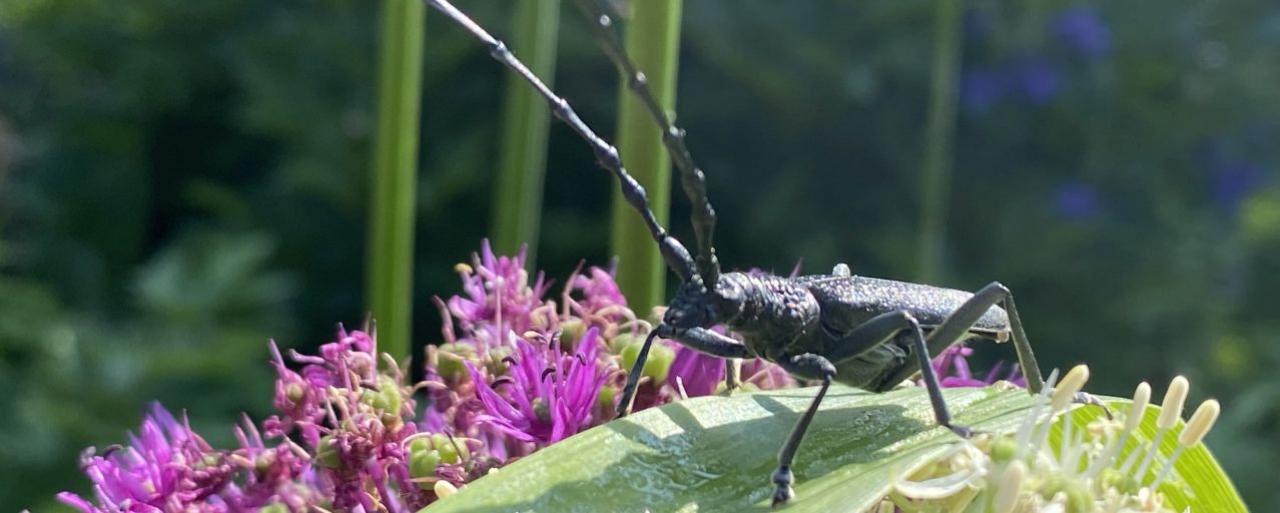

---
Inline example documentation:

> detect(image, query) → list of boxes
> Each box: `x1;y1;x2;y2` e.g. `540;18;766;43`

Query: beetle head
664;274;746;329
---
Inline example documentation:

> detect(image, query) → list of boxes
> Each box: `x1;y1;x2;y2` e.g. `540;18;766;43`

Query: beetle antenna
571;0;721;289
427;0;696;282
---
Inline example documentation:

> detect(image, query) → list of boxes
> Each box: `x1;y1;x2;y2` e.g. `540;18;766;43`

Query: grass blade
367;0;425;360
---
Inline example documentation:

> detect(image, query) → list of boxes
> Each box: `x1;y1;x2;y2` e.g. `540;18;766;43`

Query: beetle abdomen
802;275;1009;336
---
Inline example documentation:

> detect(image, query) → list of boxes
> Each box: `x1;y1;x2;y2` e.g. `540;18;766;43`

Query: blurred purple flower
1015;58;1061;104
961;69;1006;113
932;345;1025;388
1211;161;1265;210
1052;7;1112;58
469;328;611;446
963;9;991;41
1055;182;1102;220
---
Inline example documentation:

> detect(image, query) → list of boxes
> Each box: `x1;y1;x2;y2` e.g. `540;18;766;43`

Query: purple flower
667;345;726;398
58;404;233;513
1054;181;1102;221
961;69;1007;113
1052;7;1112;58
1014;58;1061;104
468;328;611;446
1211;161;1265;211
447;240;549;339
931;345;1025;388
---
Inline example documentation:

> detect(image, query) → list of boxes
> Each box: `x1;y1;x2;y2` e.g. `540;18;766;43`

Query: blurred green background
2;0;1278;510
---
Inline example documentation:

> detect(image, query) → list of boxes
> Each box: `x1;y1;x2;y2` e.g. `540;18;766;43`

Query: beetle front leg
770;353;837;507
615;325;754;418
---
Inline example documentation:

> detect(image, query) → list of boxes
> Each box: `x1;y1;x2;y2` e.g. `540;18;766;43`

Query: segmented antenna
571;0;722;289
427;0;697;283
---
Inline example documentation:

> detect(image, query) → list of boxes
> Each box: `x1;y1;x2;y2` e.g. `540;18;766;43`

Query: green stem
491;0;561;266
917;0;962;282
367;0;425;360
609;0;683;312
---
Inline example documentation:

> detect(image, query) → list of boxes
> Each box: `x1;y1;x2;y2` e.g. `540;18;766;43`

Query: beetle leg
913;282;1046;394
901;313;978;438
724;358;741;394
769;353;837;507
615;325;754;418
823;310;976;437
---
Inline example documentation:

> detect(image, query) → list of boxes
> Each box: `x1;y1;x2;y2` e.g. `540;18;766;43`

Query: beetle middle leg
768;312;972;506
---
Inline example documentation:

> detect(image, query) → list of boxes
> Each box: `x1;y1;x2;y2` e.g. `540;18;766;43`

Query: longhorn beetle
428;0;1104;506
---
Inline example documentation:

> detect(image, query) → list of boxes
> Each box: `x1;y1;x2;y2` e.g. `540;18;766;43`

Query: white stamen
1157;376;1189;430
994;460;1026;513
1051;365;1090;412
1178;399;1220;447
1127;381;1152;432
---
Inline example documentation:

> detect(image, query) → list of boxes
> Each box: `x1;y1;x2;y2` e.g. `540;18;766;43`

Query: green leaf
421;386;1246;513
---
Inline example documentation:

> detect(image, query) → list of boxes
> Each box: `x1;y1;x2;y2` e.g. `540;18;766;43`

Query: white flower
889;368;1220;513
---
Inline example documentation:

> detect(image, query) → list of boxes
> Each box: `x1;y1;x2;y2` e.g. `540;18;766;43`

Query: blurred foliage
2;0;1279;510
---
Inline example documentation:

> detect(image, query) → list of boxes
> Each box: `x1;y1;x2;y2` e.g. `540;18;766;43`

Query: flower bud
315;436;342;469
597;384;618;411
559;319;587;350
430;433;470;464
434;343;478;381
608;332;644;355
484;344;514;375
621;338;675;384
409;439;442;489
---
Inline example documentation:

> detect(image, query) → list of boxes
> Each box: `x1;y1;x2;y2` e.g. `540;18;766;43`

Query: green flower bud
436;343;478;381
532;397;551;424
597;385;617;411
259;504;289;513
315;436;342;469
485;345;514;375
621;340;675;384
989;436;1018;463
609;332;644;355
409;442;442;490
430;433;469;464
559;319;587;350
361;376;404;417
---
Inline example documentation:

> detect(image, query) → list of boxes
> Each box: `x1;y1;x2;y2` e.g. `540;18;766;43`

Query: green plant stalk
490;0;561;265
917;0;962;283
367;0;425;361
609;0;683;312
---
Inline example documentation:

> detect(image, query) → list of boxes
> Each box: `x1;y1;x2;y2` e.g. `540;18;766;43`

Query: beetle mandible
427;0;1104;506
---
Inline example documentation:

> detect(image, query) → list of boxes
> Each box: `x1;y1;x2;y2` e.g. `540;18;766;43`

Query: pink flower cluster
422;241;794;463
57;241;1019;512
